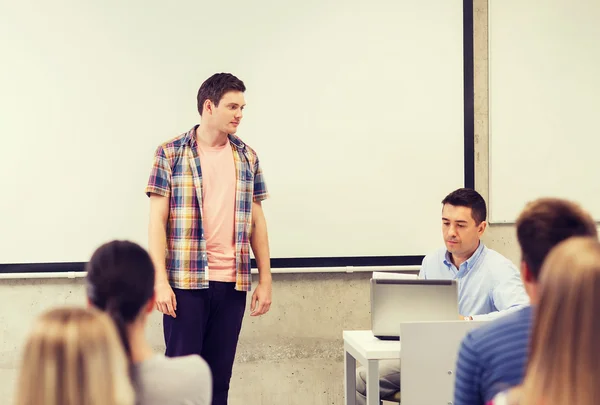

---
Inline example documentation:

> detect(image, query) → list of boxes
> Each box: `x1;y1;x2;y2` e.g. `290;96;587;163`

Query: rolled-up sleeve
252;157;269;202
145;146;172;198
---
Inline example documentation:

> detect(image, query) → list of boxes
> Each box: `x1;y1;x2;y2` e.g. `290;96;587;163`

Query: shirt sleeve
472;262;529;321
453;332;484;405
145;146;172;198
252;156;269;202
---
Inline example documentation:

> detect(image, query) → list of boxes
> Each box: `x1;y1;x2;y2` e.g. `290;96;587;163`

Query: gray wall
0;2;522;404
0;274;372;405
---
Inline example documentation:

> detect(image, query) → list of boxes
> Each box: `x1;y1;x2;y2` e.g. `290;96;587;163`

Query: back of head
441;188;487;224
522;237;600;405
14;307;134;405
85;240;155;358
197;72;246;116
516;198;597;279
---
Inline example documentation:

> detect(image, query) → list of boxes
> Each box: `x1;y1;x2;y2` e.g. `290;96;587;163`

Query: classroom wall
0;2;521;404
472;1;521;265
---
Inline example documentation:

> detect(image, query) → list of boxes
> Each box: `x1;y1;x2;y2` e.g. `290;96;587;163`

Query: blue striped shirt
453;305;533;405
419;243;530;320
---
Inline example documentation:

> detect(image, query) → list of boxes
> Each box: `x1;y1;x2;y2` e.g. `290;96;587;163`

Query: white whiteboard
0;0;466;264
488;0;600;223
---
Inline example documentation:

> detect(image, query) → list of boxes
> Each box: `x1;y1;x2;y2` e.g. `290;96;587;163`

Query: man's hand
155;280;177;318
250;281;272;316
249;200;272;317
148;194;175;317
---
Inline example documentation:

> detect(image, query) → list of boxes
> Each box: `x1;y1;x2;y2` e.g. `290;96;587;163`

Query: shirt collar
443;241;486;271
183;125;246;151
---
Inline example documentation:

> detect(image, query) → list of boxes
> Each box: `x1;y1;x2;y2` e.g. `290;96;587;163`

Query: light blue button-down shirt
419;242;529;321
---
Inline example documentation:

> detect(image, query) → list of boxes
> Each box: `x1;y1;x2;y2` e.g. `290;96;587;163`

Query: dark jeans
164;282;247;405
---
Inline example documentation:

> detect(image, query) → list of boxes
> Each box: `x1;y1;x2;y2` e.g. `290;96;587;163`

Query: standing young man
145;73;272;405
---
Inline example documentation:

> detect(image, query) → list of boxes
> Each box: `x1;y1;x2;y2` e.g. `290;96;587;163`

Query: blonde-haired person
489;236;600;405
14;306;134;405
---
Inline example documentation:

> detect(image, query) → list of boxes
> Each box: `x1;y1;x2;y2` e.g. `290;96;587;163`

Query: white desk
343;330;401;405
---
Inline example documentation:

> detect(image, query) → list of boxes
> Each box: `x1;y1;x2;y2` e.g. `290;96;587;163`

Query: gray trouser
356;359;401;405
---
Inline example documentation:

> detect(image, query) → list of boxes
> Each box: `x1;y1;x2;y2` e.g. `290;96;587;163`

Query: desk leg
366;359;380;405
345;350;357;405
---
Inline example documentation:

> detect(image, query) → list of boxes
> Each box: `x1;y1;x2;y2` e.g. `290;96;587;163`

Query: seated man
356;188;529;405
453;198;597;405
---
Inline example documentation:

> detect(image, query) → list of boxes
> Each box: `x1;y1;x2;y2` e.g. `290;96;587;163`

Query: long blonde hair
518;236;600;405
14;307;135;405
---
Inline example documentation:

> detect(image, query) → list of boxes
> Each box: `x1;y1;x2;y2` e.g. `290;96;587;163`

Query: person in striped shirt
453;198;597;405
145;73;272;405
487;236;600;405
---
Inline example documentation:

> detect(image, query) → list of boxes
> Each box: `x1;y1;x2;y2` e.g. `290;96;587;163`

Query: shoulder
481;247;519;275
229;135;260;161
482;246;514;266
162;355;211;387
419;247;447;278
423;247;447;264
467;306;532;352
421;247;446;268
160;353;210;375
134;355;212;404
155;132;189;161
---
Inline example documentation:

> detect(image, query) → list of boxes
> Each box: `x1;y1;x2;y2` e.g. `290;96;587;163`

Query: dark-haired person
487;237;600;405
145;72;272;405
86;240;212;405
356;188;528;405
453;198;598;405
419;188;528;321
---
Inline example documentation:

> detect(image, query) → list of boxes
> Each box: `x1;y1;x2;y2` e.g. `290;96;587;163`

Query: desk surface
343;330;401;360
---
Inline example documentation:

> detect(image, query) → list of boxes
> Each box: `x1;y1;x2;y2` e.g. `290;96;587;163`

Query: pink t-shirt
197;141;236;282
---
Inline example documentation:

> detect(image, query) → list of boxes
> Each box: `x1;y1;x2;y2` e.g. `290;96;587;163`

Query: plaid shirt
145;125;268;291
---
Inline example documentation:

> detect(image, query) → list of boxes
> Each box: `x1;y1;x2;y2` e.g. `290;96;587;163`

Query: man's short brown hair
516;198;597;280
197;73;246;116
441;188;487;224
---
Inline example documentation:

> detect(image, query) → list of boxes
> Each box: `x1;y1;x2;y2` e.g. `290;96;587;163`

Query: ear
521;261;535;283
145;293;156;314
203;99;213;115
478;220;488;236
86;298;92;308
